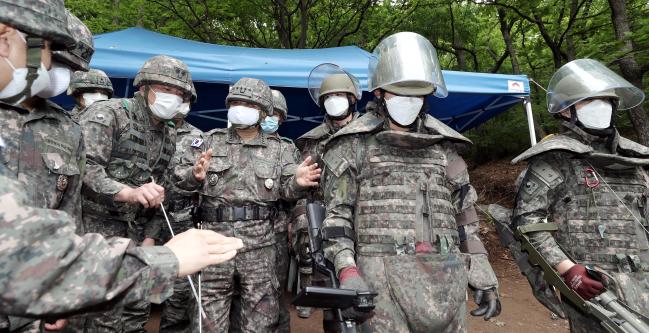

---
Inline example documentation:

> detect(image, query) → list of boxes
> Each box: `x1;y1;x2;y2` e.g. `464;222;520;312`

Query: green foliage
67;0;649;160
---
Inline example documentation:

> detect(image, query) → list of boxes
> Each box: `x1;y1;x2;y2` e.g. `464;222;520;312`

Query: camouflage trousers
189;246;279;333
562;271;649;333
77;212;151;333
356;253;468;333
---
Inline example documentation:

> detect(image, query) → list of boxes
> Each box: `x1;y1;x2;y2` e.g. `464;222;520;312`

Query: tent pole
524;97;537;146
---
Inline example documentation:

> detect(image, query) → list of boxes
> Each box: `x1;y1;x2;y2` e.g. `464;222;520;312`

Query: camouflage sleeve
58;126;86;233
321;137;358;275
443;143;498;290
79;104;127;199
173;132;205;192
279;141;307;201
0;176;178;317
512;154;569;267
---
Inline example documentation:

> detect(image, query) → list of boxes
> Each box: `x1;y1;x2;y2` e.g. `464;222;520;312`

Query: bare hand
193;148;212;182
44;319;67;331
142;238;156;247
165;229;244;277
296;156;321;187
115;182;165;208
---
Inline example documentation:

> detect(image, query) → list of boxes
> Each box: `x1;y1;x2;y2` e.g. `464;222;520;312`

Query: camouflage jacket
69;105;83;122
513;122;649;270
291;113;360;232
320;111;497;289
0;146;178;318
0;100;85;230
274;135;300;234
176;127;306;250
151;121;204;241
79;93;176;232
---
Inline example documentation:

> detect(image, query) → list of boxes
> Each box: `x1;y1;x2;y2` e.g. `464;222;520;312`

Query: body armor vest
354;134;458;255
553;159;649;272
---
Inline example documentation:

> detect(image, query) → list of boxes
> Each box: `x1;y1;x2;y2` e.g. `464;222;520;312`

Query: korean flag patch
191;138;204;148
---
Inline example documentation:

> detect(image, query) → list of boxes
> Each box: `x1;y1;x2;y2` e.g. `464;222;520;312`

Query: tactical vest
354;134;459;256
553;159;649;272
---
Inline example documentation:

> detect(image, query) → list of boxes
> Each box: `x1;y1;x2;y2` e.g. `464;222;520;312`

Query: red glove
339;266;374;323
561;264;605;300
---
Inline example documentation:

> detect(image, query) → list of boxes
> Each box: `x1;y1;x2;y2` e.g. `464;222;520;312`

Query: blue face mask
261;115;280;134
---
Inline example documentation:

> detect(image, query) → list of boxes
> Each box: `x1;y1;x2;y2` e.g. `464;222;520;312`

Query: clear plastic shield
547;59;645;113
368;32;447;98
307;63;362;105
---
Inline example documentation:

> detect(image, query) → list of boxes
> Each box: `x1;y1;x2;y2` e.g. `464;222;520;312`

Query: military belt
200;205;277;222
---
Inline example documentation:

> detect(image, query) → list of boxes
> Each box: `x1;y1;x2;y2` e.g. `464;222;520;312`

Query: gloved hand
561;264;605;300
470;287;501;320
339;266;374;323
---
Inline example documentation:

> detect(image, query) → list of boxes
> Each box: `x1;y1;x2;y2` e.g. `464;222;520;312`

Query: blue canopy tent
58;28;534;141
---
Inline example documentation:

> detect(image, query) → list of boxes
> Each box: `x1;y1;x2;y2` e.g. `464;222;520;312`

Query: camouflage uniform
158;121;204;333
176;79;306;333
78;56;192;332
512;122;649;333
320;111;498;332
291;113;360;321
68;69;114;121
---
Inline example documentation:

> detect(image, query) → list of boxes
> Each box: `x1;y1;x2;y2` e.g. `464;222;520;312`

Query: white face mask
37;63;72;98
324;95;349;117
0;59;50;105
576;99;613;129
149;89;183;120
385;95;424;126
177;102;190;116
228;105;259;126
82;92;109;107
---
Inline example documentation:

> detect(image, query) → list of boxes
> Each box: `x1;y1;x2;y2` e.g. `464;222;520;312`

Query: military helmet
68;69;114;96
226;78;273;115
368;32;447;98
547;59;645;113
134;55;194;101
0;0;75;50
53;11;94;71
307;63;362;106
271;89;288;119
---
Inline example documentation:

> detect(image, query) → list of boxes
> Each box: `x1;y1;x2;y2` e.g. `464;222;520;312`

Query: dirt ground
147;159;571;333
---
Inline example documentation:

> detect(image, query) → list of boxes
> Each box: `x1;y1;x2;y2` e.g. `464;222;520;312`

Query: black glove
470;287;501;320
339;266;374;324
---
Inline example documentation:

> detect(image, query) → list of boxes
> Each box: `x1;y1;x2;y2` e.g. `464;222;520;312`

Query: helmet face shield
547;59;645;113
308;63;361;106
368;32;447;98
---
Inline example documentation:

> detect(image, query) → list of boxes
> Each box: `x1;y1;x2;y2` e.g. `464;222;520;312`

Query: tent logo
508;80;524;93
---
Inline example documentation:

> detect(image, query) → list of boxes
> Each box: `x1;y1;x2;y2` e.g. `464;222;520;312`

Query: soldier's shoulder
296;123;330;150
328;112;382;143
423;114;472;145
280;136;294;145
46;101;79;125
618;136;649;157
205;128;228;137
80;98;129;126
511;134;592;164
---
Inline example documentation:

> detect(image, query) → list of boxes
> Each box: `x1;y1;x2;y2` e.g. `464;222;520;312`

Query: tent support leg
524;98;537;146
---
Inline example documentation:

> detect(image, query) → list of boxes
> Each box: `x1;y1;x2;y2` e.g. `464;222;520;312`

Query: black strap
320;226;356;241
200;205;277;222
1;36;44;105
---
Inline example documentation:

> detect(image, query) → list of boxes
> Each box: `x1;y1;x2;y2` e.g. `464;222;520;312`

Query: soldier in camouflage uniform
175;78;320;333
292;64;362;325
159;92;202;333
68;69;113;120
0;2;242;332
79;55;195;333
320;32;500;332
512;59;649;333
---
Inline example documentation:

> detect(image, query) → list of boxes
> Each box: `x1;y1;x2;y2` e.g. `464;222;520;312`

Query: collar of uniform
562;121;618;153
24;98;61;123
227;127;267;146
0;101;29;115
